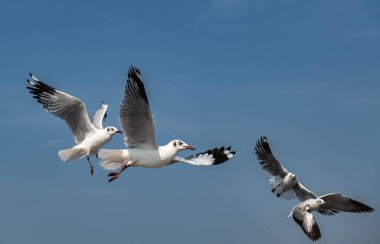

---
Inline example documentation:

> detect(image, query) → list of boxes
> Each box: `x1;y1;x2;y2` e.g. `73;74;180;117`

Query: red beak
185;146;196;150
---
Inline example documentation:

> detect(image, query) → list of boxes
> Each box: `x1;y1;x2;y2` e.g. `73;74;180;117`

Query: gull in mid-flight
99;66;236;182
288;194;374;241
255;136;374;241
26;73;122;175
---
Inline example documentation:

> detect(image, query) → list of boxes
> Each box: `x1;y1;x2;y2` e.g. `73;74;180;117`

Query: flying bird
255;136;299;199
288;194;374;241
99;66;235;182
26;73;122;175
255;136;374;240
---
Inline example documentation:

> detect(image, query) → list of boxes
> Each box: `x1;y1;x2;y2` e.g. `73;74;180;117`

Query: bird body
255;136;374;241
26;73;122;174
99;66;235;182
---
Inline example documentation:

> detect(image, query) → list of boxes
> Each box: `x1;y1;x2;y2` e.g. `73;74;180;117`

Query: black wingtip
126;65;149;104
212;146;236;165
254;136;272;159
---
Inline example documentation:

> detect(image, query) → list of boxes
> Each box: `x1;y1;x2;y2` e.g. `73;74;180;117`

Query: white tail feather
278;189;296;200
98;149;124;170
269;175;282;189
58;148;84;162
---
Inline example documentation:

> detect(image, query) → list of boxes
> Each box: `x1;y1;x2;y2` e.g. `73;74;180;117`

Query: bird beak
116;130;123;134
185;146;195;150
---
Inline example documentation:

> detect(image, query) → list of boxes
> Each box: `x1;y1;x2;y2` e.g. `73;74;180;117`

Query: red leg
87;156;94;175
108;163;129;183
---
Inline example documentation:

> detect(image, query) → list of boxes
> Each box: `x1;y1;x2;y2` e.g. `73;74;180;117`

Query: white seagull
99;66;236;182
27;73;122;175
288;194;374;241
255;136;374;241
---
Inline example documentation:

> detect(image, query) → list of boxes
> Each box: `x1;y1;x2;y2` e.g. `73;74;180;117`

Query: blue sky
1;0;379;243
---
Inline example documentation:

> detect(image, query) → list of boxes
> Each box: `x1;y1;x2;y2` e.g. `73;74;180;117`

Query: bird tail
58;148;84;162
269;175;282;190
98;149;124;170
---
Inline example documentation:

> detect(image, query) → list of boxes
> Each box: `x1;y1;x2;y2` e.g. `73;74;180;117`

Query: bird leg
108;163;129;183
87;156;94;175
96;153;99;159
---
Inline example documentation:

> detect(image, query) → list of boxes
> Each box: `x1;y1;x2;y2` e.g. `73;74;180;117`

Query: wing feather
254;136;288;177
173;146;235;166
92;102;108;129
319;193;374;214
119;66;157;149
26;73;96;143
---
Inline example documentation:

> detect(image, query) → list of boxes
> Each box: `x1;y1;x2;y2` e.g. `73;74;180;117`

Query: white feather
98;149;124;170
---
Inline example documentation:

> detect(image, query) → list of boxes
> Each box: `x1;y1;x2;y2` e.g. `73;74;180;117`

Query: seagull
26;73;122;175
99;66;236;182
255;136;299;199
288;194;374;241
255;136;374;240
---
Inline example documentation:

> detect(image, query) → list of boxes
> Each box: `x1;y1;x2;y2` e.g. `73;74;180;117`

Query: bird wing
119;66;157;150
292;182;318;202
254;136;289;177
173;146;235;166
26;73;96;143
92;102;108;129
318;193;374;215
292;207;321;241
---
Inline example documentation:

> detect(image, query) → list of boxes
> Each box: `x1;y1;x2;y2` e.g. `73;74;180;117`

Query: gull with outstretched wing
99;66;235;182
255;136;374;241
26;73;122;175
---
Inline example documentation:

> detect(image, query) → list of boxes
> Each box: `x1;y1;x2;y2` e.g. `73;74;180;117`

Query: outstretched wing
292;182;318;202
293;207;321;241
255;136;289;177
173;146;235;166
119;66;157;149
26;73;96;143
318;193;374;215
92;102;108;129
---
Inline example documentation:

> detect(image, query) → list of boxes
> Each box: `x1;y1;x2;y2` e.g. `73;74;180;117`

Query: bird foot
108;175;119;183
90;165;94;175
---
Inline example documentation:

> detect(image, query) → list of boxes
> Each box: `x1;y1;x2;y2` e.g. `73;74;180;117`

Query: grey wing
119;66;157;149
27;73;96;143
293;208;321;241
173;146;235;166
92;102;108;129
254;136;289;177
292;182;318;202
318;193;374;215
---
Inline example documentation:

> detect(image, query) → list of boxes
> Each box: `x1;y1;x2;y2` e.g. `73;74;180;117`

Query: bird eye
179;141;183;146
107;128;110;132
173;141;177;146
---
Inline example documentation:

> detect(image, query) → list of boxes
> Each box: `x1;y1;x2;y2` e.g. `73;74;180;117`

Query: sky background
1;0;379;243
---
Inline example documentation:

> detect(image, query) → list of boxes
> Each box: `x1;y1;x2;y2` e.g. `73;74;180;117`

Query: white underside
99;146;177;170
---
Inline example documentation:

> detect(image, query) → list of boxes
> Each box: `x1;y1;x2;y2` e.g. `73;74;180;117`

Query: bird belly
125;148;174;168
81;133;111;155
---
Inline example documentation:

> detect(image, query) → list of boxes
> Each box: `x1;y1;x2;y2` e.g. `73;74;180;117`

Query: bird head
105;126;123;135
171;140;195;152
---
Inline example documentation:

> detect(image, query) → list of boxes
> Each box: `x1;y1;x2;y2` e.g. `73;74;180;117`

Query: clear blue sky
1;0;379;243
